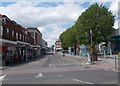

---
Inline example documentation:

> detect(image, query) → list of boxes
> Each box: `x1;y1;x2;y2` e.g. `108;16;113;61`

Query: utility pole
87;30;93;64
90;30;93;64
90;30;92;47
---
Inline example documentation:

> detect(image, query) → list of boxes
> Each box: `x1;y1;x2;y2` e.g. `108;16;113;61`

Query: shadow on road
4;55;47;69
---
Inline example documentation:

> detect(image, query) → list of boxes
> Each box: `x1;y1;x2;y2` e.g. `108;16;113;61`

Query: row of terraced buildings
0;14;47;66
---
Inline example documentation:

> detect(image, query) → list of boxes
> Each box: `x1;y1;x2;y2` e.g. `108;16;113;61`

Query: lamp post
90;30;94;64
90;30;92;47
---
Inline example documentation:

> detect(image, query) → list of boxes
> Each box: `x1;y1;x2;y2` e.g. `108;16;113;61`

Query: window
12;30;14;37
0;26;3;37
6;28;10;39
3;18;6;24
31;32;34;37
16;32;18;40
20;34;21;40
23;35;24;41
7;28;9;34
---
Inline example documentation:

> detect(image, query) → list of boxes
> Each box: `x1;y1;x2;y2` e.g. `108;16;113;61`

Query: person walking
5;54;9;66
63;50;65;57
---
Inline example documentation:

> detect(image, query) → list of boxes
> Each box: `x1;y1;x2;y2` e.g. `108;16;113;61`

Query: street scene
0;53;119;84
0;0;120;85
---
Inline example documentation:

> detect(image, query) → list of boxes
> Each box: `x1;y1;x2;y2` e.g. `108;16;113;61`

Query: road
1;53;119;84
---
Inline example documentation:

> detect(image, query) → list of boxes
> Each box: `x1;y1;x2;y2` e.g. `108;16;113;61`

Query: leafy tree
60;27;77;49
59;3;115;60
75;3;115;45
75;3;115;60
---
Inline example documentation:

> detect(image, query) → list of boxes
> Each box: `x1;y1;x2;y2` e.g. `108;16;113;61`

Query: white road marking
73;79;94;84
58;75;62;77
0;75;6;81
58;75;94;84
105;69;119;72
49;63;80;67
36;73;43;78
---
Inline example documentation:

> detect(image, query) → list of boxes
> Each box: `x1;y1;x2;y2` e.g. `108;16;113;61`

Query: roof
27;27;42;36
55;39;61;44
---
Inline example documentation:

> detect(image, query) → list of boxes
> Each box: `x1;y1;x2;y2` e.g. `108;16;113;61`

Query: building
98;29;120;54
110;29;120;54
27;28;42;57
0;14;44;66
55;39;62;52
41;39;47;55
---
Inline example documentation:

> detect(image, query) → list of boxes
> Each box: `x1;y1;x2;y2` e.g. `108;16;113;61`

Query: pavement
59;53;119;72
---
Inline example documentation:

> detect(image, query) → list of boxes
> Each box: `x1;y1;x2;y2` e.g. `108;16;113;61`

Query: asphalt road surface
1;53;119;84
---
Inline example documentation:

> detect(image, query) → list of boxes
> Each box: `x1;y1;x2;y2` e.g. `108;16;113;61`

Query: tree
75;3;115;60
60;26;77;49
59;3;115;60
60;26;78;55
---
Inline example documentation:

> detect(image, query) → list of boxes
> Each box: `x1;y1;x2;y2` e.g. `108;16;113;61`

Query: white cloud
0;1;85;27
109;0;119;17
109;0;119;29
38;24;66;47
114;19;118;29
0;1;85;46
1;1;118;46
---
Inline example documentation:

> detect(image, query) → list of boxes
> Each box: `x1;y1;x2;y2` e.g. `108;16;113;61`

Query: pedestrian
71;47;74;55
63;50;65;57
5;54;9;66
76;45;80;55
24;54;26;61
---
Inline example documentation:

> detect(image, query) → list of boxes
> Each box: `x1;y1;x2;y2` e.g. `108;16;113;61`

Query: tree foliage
75;3;115;45
60;3;115;48
59;26;77;49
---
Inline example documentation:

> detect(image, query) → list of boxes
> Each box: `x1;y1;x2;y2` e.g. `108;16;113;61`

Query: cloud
109;0;118;17
38;24;66;47
1;1;118;46
114;19;118;29
0;1;85;46
0;1;85;27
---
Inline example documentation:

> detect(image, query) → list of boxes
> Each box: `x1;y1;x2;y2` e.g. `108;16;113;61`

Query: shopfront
111;35;120;54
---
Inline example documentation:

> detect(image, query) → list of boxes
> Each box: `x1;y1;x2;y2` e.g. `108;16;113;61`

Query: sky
0;0;119;47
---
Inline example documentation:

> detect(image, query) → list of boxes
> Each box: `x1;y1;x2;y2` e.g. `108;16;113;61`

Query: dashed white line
73;79;94;84
36;73;43;78
58;74;94;84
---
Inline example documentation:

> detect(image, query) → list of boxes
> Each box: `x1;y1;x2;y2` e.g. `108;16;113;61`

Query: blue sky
0;0;119;47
